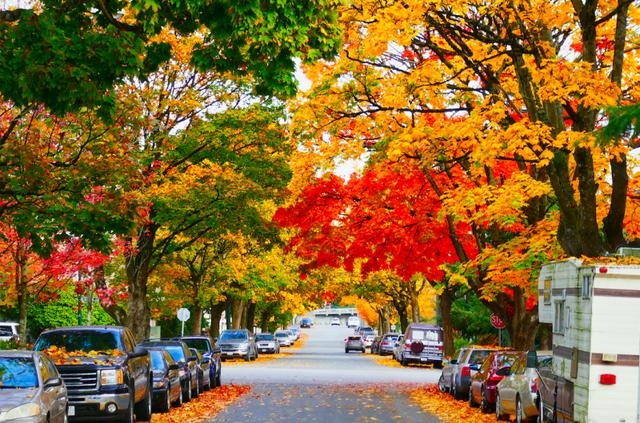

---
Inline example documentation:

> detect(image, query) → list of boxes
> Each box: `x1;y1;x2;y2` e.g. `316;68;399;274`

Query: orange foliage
151;385;251;423
410;385;499;423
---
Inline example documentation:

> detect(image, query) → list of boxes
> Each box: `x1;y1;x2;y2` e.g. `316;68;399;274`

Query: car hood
0;389;39;413
54;354;125;367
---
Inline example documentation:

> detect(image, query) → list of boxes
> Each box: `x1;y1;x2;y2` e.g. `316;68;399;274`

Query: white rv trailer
538;258;640;423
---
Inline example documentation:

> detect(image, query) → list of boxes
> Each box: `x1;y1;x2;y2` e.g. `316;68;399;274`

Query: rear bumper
403;352;443;363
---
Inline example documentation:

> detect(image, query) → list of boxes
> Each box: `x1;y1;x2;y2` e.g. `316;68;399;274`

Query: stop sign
490;314;506;329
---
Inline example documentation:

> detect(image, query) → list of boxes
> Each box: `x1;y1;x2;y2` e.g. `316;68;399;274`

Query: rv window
554;301;565;334
581;274;592;299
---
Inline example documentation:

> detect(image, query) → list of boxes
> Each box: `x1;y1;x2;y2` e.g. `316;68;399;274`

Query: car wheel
119;390;134;423
496;392;508;421
173;383;183;407
480;386;491;413
159;386;171;413
192;376;200;398
134;381;153;421
361;348;365;353
216;369;222;387
438;374;448;393
183;379;192;403
452;380;461;399
345;348;349;353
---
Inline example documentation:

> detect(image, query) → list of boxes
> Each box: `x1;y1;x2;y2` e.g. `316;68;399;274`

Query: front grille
58;366;98;392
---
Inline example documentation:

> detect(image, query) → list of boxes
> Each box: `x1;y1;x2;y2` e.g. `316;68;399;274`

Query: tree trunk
392;300;409;333
209;301;227;339
14;243;27;343
125;223;158;342
538;323;552;350
231;298;244;330
191;303;203;335
410;288;420;323
439;291;455;357
246;301;256;334
506;287;538;350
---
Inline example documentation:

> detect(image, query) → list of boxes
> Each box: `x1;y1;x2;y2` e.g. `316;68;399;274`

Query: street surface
211;325;441;422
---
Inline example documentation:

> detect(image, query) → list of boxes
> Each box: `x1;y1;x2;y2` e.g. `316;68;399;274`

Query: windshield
469;350;492;365
219;331;248;341
348;336;361;341
275;332;288;338
150;351;166;370
255;334;274;341
162;346;186;362
182;339;210;353
34;330;122;353
0;357;38;389
384;335;399;341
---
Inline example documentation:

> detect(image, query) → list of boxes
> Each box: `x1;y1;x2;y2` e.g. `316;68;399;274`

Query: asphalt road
210;325;441;422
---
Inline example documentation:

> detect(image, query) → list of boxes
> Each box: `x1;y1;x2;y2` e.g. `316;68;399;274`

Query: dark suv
398;323;444;367
439;346;495;399
178;335;222;388
34;326;153;422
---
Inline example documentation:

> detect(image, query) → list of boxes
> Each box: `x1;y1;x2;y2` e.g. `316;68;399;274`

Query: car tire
468;387;478;407
216;370;222;387
452;380;461;399
433;360;443;369
361;348;365;353
183;379;192;403
400;354;408;366
159;386;171;413
438;374;448;393
173;383;183;407
244;351;251;361
480;386;491;413
495;392;508;421
192;376;200;398
134;382;153;421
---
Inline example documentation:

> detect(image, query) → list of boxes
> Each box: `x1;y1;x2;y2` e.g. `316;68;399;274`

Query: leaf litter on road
410;385;502;423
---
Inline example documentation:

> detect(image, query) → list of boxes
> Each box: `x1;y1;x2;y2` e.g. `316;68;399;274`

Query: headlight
100;369;124;386
2;403;41;420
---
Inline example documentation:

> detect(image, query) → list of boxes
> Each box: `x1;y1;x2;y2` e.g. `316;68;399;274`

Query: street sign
177;308;190;322
490;314;506;329
177;308;190;336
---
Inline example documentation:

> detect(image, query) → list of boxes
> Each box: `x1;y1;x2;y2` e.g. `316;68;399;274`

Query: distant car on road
347;316;360;328
255;333;280;354
378;333;401;356
275;330;294;347
288;327;301;341
0;350;68;423
393;335;405;362
330;317;341;327
0;321;19;342
345;335;365;353
217;330;258;362
363;334;375;349
300;317;313;328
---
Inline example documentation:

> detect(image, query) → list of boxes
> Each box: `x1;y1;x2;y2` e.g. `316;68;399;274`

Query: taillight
382;341;388;345
438;345;443;351
406;341;411;348
488;373;503;384
461;366;471;377
531;378;538;393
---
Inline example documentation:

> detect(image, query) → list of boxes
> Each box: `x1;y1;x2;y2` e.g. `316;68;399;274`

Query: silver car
0;350;68;423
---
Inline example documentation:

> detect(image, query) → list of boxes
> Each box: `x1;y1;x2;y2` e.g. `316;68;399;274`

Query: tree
0;0;342;115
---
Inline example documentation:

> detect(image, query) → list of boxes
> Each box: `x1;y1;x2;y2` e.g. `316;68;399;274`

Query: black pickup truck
34;326;153;423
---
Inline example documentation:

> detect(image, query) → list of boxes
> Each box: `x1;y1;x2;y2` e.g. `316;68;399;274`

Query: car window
163;351;176;365
150;351;166;369
37;357;52;381
0;357;38;388
256;334;274;341
459;349;470;362
34;329;123;353
219;331;248;341
183;338;210;352
480;353;493;373
469;350;491;365
42;355;59;380
510;356;524;374
538;356;552;369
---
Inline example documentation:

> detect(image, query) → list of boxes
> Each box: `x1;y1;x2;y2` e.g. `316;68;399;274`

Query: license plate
420;358;428;362
68;406;75;416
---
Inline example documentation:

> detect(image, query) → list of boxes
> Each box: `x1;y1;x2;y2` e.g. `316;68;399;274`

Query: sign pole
181;320;185;337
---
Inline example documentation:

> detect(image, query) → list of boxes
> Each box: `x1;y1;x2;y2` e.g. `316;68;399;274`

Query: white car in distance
330;317;341;327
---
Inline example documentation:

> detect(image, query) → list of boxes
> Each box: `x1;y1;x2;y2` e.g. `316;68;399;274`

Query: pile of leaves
151;385;251;423
371;355;439;370
42;346;124;365
410;385;499;423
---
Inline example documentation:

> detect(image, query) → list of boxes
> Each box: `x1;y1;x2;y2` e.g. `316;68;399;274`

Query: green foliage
599;103;640;144
27;289;115;337
451;293;494;342
0;339;20;350
0;0;342;115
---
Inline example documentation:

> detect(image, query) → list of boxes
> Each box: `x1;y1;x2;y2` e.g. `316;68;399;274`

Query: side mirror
526;350;538;368
188;356;198;362
469;363;481;371
496;366;511;377
169;363;181;370
44;377;63;389
129;348;148;359
449;359;458;365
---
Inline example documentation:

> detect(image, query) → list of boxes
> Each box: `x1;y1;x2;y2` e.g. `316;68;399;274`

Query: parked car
347;316;360;328
300;317;313;328
439;346;496;399
370;336;382;354
378;333;401;356
255;333;280;354
288;327;301;341
345;335;365;353
0;350;68;423
0;321;19;342
330;317;341;326
495;351;552;422
35;325;153;422
138;339;200;402
363;334;376;350
275;330;293;347
178;335;222;388
147;348;182;412
189;348;212;392
398;323;445;368
217;330;258;361
392;335;405;361
469;350;522;413
355;326;375;337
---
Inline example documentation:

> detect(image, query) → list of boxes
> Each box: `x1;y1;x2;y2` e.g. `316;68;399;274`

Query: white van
347;316;360;328
0;322;19;342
